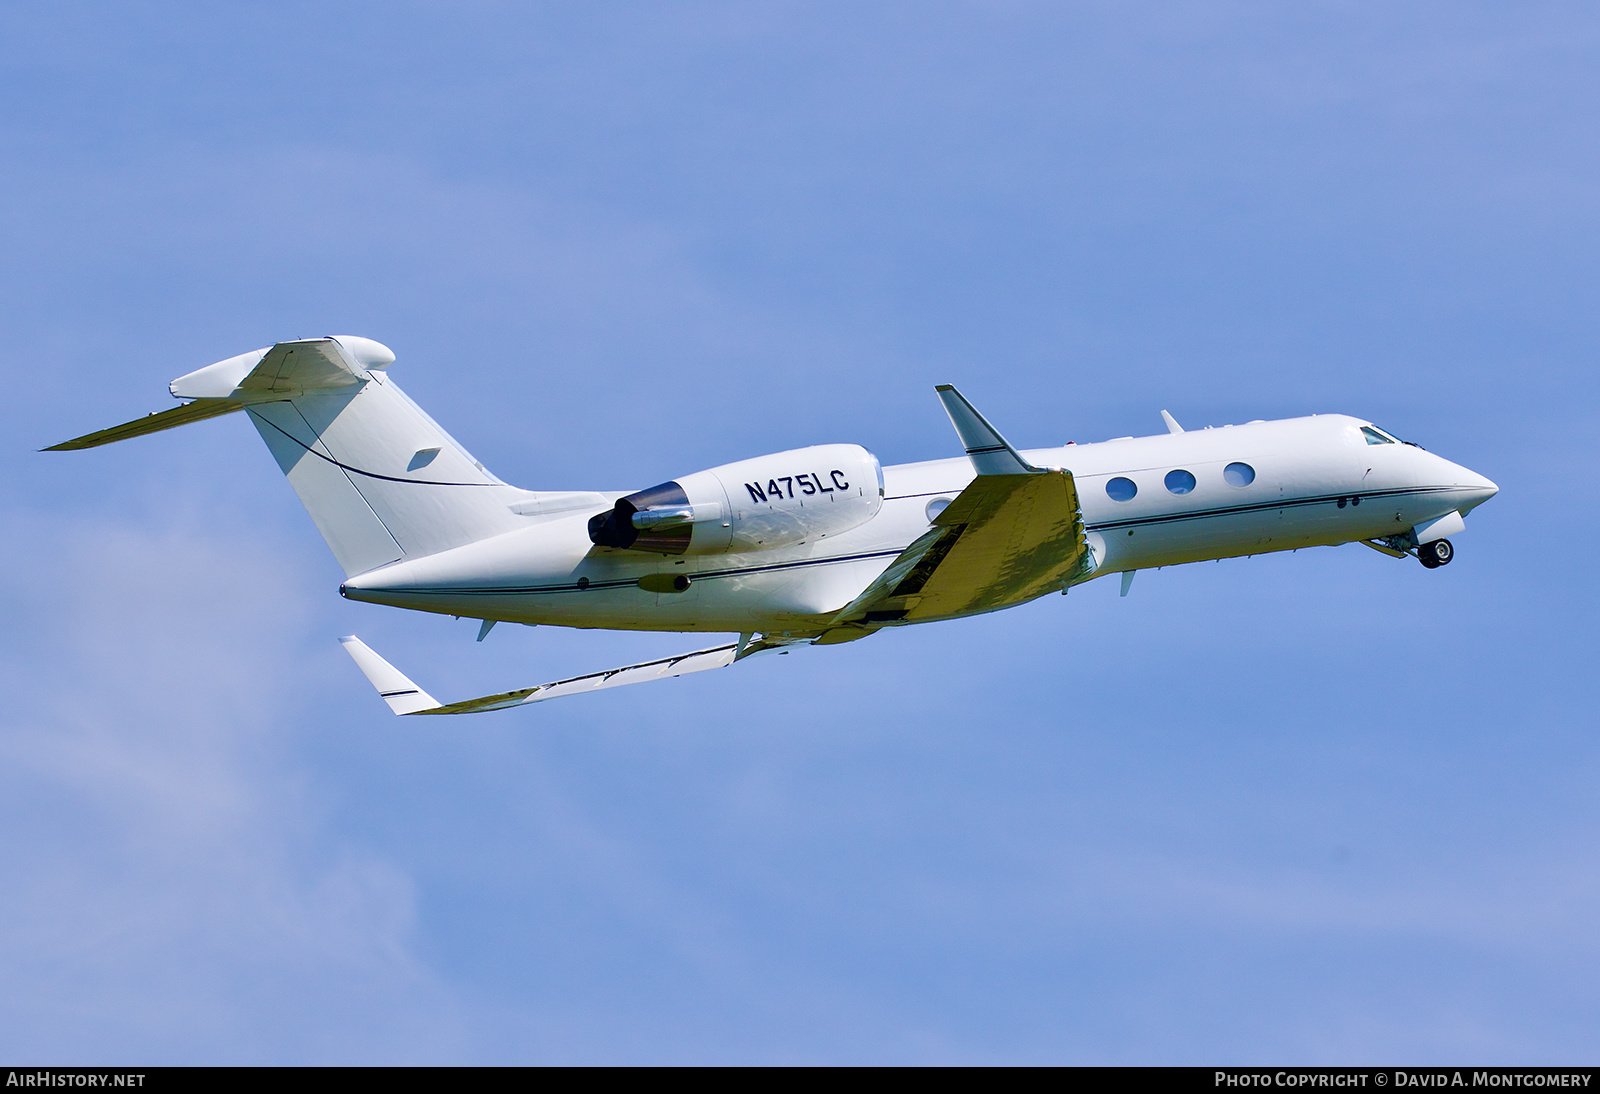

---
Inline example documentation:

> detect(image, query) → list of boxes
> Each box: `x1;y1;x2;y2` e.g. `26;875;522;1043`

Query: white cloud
0;514;464;1062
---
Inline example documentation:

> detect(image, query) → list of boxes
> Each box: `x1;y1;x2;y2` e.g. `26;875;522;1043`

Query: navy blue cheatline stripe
891;484;1459;515
348;487;1469;600
361;548;907;598
1085;485;1460;532
253;410;499;488
356;485;1463;600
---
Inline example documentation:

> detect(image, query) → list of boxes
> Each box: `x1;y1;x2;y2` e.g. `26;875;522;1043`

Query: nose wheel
1418;538;1454;568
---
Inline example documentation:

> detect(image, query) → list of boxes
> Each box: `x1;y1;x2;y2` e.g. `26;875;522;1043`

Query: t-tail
45;337;531;576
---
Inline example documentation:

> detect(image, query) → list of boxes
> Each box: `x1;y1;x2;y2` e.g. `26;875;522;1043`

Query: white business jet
49;336;1497;715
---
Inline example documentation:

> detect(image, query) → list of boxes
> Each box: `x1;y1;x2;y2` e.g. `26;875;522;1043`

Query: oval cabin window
1224;462;1255;487
1164;469;1196;495
1105;477;1137;502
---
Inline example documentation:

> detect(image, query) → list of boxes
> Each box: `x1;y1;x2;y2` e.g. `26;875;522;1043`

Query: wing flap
823;525;950;632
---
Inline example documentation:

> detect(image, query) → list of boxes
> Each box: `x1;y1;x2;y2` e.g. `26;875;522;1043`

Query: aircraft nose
1453;465;1498;512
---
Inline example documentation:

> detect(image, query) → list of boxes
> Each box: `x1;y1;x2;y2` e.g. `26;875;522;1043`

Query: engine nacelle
588;444;884;555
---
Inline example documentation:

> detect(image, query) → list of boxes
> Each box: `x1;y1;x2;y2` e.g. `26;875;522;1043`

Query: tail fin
48;336;527;576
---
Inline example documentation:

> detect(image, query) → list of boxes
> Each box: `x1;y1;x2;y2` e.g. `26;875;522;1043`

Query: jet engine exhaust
588;481;695;553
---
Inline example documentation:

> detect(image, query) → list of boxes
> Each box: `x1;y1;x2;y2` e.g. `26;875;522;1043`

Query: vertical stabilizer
47;337;531;577
245;368;525;575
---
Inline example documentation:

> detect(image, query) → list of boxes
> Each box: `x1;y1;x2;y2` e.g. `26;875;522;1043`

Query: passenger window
1362;426;1395;445
1224;462;1255;487
1106;477;1137;502
1164;469;1196;495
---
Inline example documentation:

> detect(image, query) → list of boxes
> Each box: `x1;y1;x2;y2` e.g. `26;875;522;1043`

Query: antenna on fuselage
1160;410;1184;434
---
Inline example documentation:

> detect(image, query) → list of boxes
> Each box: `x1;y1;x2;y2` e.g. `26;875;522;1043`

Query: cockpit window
1361;426;1397;445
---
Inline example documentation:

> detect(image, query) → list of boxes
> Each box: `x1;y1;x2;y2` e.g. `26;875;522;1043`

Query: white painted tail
244;370;527;575
48;337;530;577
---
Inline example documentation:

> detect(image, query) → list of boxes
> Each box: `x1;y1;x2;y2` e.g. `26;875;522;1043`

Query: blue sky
1;1;1596;1063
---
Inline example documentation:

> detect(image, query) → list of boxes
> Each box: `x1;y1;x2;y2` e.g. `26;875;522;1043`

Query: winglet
1161;410;1184;434
934;385;1040;476
339;636;442;715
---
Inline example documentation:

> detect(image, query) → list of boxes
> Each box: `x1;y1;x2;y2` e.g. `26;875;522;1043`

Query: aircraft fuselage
339;413;1497;635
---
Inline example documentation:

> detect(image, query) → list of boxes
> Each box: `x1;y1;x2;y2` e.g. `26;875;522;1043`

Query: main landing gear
1418;538;1454;569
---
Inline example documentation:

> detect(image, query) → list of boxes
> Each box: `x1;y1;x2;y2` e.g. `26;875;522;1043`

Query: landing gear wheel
1418;538;1453;568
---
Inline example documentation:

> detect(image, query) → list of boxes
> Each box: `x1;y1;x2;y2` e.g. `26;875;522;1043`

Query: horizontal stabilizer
339;635;742;716
43;398;242;451
47;337;393;452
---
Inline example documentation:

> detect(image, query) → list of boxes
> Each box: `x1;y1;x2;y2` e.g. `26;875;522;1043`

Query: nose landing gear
1418;538;1454;568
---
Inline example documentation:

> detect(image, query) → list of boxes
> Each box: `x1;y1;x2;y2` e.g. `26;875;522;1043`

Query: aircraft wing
340;635;745;715
823;385;1089;634
828;469;1087;628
